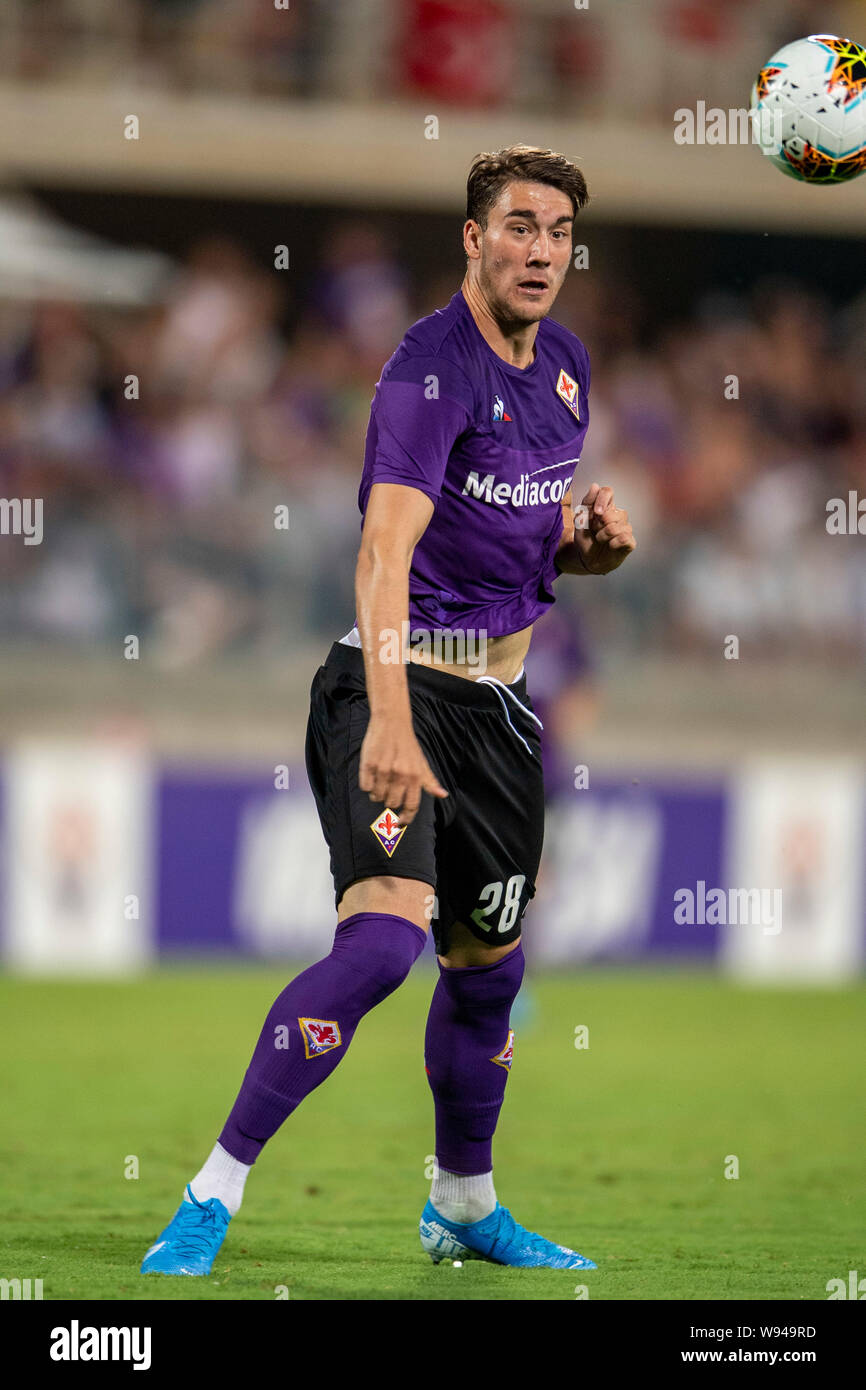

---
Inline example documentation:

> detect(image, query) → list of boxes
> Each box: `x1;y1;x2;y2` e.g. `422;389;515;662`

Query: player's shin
424;943;525;1224
208;912;426;1187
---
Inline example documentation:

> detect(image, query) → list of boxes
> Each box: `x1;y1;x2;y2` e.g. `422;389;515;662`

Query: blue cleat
420;1198;596;1270
140;1185;231;1276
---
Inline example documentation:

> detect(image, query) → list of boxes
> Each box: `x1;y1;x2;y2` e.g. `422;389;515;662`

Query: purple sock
219;912;426;1163
424;943;525;1176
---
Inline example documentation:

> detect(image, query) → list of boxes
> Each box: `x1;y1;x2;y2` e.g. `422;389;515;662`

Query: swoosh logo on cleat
143;1241;167;1260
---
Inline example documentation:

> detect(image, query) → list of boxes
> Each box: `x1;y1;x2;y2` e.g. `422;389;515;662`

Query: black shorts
304;641;546;955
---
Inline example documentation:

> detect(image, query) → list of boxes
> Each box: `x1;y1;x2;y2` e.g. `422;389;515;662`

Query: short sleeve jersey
358;289;591;638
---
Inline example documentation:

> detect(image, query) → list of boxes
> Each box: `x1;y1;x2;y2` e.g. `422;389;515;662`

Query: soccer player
141;144;636;1276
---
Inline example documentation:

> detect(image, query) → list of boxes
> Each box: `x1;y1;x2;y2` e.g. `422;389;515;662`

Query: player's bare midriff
406;622;533;686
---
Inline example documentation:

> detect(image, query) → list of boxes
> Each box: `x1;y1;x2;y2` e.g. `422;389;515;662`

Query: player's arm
355;481;449;826
554;483;636;576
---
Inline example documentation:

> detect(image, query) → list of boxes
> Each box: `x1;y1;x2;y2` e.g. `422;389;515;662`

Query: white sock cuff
206;1142;252;1180
186;1142;252;1216
432;1166;494;1199
430;1166;497;1223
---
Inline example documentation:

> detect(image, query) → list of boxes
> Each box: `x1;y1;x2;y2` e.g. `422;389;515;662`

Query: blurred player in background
141;144;635;1277
524;603;599;800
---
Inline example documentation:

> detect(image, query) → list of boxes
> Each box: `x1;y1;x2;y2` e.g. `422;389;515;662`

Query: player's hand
572;482;636;574
359;716;449;826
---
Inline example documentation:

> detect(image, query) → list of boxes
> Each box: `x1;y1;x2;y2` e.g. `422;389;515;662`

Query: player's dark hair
466;145;589;228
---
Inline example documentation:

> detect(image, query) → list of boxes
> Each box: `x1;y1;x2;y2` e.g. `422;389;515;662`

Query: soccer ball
750;33;866;183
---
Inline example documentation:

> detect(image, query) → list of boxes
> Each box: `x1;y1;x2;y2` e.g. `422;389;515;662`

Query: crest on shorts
555;367;580;420
491;1029;515;1071
299;1017;342;1058
370;807;407;857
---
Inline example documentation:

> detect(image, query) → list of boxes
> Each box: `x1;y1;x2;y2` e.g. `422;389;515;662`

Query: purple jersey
357;288;590;638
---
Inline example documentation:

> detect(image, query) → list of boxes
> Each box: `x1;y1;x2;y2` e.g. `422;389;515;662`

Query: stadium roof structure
0;192;173;304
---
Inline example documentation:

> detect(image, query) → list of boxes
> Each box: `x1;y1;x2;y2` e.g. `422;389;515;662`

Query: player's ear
463;219;482;259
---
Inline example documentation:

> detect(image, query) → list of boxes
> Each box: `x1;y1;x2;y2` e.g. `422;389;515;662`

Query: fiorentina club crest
491;1029;515;1071
299;1017;342;1058
370;807;407;857
555;367;580;420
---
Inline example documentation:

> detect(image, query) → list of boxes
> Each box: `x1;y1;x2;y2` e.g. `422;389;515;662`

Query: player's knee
439;940;525;1008
332;910;427;1001
362;931;424;997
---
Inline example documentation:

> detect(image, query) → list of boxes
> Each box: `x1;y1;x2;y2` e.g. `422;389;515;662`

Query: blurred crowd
0;220;864;674
2;0;862;119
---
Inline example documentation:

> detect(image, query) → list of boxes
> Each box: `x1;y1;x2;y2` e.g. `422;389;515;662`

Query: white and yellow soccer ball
750;33;866;183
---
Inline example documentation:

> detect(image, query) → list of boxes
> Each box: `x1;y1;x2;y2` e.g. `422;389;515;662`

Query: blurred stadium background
0;0;864;981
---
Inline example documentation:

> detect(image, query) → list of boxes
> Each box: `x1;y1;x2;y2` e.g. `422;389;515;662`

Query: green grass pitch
0;965;862;1301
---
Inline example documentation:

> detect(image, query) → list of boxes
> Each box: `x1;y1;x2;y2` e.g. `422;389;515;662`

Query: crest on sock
490;1028;514;1071
299;1017;342;1058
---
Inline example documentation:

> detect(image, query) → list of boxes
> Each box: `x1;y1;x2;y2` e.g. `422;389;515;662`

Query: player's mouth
516;279;549;298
